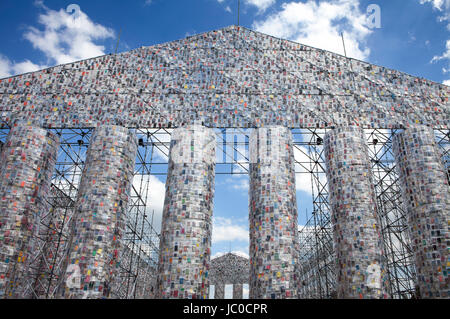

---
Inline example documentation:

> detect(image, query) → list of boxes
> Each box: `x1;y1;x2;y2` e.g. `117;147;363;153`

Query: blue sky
1;0;449;83
0;0;449;260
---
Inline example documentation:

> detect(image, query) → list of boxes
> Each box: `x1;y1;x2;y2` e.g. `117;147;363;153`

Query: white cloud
1;58;15;77
243;284;249;298
218;0;275;13
432;39;450;63
132;174;166;233
0;55;13;78
408;31;417;43
0;2;115;78
144;0;153;6
12;60;44;74
430;35;450;85
420;1;450;83
294;145;327;195
420;0;450;29
24;6;115;65
420;0;447;10
216;0;231;13
245;0;276;12
294;145;313;194
224;175;249;192
0;54;45;78
252;0;373;60
212;217;249;243
444;79;450;85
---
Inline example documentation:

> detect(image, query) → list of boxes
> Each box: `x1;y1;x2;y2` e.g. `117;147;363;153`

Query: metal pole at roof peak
341;32;347;57
238;0;240;26
115;28;122;55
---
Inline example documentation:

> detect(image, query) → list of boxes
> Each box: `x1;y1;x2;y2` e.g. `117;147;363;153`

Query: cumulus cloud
422;0;448;10
24;5;114;65
245;0;276;12
294;144;327;195
252;0;373;60
420;0;450;29
0;54;45;78
212;217;249;243
0;1;115;78
432;40;450;63
294;145;314;194
132;174;166;233
217;0;274;13
431;39;450;84
0;56;11;78
420;0;450;83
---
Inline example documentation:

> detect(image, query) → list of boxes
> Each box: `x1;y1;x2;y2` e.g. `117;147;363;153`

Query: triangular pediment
0;25;448;129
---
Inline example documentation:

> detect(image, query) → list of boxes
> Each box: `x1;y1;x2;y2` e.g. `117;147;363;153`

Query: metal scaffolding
0;126;448;299
297;128;449;299
295;128;335;299
366;129;416;299
0;25;447;300
0;126;160;299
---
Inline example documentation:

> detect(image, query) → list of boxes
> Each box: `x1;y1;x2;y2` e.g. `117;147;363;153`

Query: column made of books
393;125;449;299
249;126;298;299
0;122;59;298
157;125;216;299
324;126;390;299
59;125;137;299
